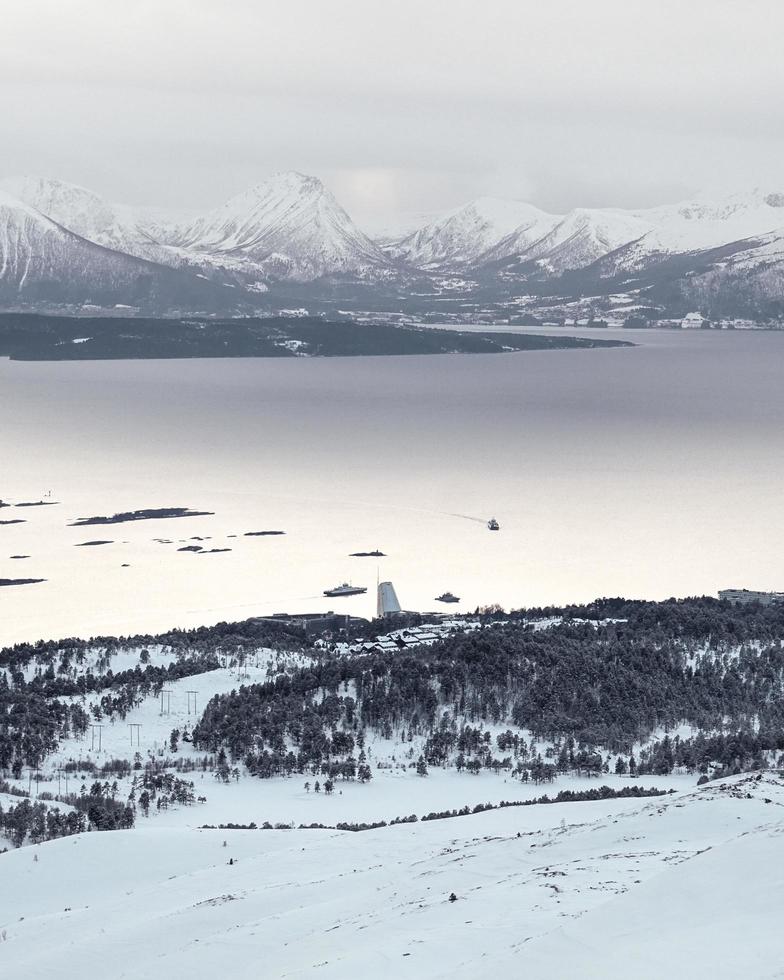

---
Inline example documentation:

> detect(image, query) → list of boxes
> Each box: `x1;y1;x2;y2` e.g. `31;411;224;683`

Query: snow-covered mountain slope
387;196;559;269
170;171;390;280
485;206;653;273
2;172;784;315
651;228;784;320
0;189;242;311
637;189;784;254
0;175;186;267
593;189;784;277
399;189;784;284
2;773;781;978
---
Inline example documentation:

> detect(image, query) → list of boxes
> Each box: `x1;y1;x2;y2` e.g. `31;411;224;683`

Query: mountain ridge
2;172;784;321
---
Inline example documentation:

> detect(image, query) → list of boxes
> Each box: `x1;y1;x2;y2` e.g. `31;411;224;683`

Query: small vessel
435;592;460;603
323;582;368;597
487;518;500;531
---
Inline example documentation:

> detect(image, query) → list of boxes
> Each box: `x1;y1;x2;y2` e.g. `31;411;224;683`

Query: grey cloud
2;0;783;224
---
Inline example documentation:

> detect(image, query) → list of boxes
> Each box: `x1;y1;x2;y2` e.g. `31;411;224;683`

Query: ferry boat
435;592;460;603
487;517;500;531
323;582;368;597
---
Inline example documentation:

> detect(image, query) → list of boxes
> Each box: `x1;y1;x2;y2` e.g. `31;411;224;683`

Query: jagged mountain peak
2;172;784;316
386;195;558;269
174;171;389;280
478;205;650;272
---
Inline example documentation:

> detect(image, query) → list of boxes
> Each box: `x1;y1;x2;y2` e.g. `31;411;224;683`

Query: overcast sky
3;0;783;229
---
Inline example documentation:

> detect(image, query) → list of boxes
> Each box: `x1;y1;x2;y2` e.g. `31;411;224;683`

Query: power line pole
160;690;172;716
186;691;198;715
90;723;103;752
55;766;70;798
129;723;142;746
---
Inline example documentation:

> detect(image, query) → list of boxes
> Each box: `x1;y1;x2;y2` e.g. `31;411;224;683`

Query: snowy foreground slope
2;773;782;979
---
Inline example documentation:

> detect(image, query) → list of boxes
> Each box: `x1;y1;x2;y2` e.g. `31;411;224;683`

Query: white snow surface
1;773;782;978
636;188;784;253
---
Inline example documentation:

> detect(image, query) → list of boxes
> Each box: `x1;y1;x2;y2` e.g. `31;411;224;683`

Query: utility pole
186;691;198;715
55;766;70;798
129;723;142;746
90;723;103;752
28;768;42;797
160;690;172;716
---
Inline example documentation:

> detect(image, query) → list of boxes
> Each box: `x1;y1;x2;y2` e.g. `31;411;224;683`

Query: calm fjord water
2;328;782;644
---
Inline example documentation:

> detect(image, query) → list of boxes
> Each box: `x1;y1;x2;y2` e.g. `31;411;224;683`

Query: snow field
1;773;782;979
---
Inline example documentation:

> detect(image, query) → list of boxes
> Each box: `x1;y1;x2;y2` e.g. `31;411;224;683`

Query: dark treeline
193;598;784;777
637;729;784;780
0;313;625;362
0;767;202;848
200;785;671;835
0;616;308;672
0;781;132;848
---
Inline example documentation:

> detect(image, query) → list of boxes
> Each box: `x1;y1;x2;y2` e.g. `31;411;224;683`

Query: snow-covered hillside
0;190;163;306
638;189;784;253
486;206;652;273
170;171;390;281
0;175;186;267
386;197;558;269
0;189;247;312
4;600;784;974
1;773;781;978
394;188;784;275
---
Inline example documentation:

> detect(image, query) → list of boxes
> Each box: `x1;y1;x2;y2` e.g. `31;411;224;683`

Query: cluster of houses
348;618;482;654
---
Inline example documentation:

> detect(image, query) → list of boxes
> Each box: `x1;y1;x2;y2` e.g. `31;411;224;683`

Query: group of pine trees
3;595;784;846
191;598;784;779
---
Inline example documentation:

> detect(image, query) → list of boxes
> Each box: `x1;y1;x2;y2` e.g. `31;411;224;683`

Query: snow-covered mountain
386;196;558;269
485;206;652;273
0;188;241;311
2;171;784;317
589;190;784;281
394;188;784;282
637;189;784;253
170;171;391;281
0;175;185;268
